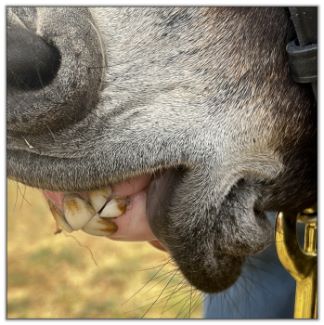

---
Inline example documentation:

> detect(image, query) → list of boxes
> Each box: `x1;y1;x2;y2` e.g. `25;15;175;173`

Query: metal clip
275;208;317;319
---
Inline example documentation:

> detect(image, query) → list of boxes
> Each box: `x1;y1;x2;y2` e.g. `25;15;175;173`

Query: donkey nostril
7;25;61;90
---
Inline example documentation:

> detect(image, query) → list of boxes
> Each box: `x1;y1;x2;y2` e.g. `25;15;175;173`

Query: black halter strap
286;7;317;100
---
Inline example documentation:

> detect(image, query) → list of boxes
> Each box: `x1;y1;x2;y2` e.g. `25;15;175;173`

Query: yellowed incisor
100;198;127;218
63;195;96;230
89;187;112;212
82;214;118;236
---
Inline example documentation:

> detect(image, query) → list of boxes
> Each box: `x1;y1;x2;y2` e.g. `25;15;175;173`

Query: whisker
62;232;98;267
139;275;185;305
46;124;57;143
141;271;182;318
123;271;182;316
167;284;192;318
175;292;192;318
161;278;186;314
17;183;32;208
137;268;180;301
189;291;203;318
121;259;170;306
189;285;193;317
134;260;171;272
160;285;193;316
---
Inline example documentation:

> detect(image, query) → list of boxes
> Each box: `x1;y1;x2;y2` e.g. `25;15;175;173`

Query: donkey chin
7;7;317;293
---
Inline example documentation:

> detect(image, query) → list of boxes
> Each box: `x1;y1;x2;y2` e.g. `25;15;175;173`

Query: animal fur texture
7;7;317;293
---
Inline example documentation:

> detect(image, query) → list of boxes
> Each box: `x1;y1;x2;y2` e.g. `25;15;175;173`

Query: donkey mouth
8;147;183;246
42;168;180;247
43;173;155;240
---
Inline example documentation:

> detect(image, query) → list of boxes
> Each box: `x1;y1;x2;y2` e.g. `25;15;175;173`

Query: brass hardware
275;209;317;319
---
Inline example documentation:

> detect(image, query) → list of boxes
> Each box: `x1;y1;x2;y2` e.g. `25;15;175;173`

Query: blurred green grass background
7;180;202;318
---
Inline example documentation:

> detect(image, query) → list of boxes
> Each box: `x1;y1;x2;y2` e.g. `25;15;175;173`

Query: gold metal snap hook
275;208;317;319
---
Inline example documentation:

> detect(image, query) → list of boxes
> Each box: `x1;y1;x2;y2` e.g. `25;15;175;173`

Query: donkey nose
7;8;104;135
7;25;61;90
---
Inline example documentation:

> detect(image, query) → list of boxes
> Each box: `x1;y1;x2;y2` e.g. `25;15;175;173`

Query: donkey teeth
100;198;128;218
47;199;73;233
82;214;118;236
88;187;112;212
63;194;96;230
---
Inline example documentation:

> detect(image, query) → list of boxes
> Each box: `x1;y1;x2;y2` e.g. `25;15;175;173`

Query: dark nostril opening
7;25;61;90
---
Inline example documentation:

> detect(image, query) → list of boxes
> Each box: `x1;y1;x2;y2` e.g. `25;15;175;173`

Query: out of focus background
7;180;202;318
